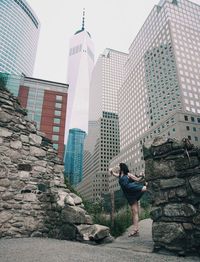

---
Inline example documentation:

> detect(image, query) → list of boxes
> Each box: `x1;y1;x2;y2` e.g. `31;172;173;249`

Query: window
54;118;60;124
52;135;59;141
184;115;188;121
34;115;40;122
191;117;195;122
195;137;198;141
56;95;62;101
54;110;61;116
53;144;58;150
53;126;60;132
193;127;196;132
197;118;200;123
55;103;62;109
188;136;191;140
186;126;190;131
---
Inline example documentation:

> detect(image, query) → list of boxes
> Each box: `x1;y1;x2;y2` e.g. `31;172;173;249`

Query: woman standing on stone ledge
109;163;147;237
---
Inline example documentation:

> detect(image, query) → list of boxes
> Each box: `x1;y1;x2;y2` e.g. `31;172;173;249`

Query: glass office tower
0;0;40;76
64;128;86;186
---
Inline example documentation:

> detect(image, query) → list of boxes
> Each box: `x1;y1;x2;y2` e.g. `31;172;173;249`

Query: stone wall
0;86;112;243
144;137;200;256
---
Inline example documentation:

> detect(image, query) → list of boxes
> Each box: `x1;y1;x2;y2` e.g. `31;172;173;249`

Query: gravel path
0;219;199;262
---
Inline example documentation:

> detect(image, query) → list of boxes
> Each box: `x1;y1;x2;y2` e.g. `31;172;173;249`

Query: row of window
184;115;200;123
52;95;63;151
13;0;39;28
188;136;198;142
54;95;63;117
186;126;198;132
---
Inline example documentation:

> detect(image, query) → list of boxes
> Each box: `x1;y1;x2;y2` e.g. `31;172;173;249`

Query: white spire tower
65;9;94;142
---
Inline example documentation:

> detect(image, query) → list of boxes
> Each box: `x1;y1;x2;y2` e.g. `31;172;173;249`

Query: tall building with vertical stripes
0;0;40;76
64;11;94;185
65;10;94;139
76;49;128;201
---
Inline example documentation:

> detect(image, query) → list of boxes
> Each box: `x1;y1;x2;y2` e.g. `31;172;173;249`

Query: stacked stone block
0;86;111;243
144;137;200;255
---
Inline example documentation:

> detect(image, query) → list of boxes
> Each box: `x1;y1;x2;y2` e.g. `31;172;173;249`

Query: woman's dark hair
119;163;129;175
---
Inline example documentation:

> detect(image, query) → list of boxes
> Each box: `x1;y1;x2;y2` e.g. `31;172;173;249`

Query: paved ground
108;218;154;253
0;219;199;262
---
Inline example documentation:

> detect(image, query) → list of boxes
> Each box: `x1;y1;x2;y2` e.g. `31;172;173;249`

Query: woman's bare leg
131;201;139;231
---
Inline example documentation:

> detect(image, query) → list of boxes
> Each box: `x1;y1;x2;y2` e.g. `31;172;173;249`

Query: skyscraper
65;10;94;137
0;0;40;76
64;128;86;185
76;49;128;201
64;10;94;185
109;0;200;193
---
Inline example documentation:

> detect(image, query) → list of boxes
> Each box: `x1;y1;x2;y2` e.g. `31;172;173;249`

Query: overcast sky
27;0;200;83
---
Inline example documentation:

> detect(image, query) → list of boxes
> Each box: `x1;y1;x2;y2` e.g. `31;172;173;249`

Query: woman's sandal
128;229;139;237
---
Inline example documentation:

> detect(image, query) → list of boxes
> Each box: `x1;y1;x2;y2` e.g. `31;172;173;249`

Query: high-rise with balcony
0;0;40;76
109;0;200;193
64;11;94;185
76;49;128;201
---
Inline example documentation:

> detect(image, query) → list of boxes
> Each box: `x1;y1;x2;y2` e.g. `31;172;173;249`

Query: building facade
65;12;94;139
76;49;128;201
109;0;200;192
64;11;94;185
64;128;86;185
1;73;68;159
0;0;40;76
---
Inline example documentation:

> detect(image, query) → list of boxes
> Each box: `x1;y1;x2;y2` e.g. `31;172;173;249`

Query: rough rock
0;88;112;244
76;224;112;243
189;175;200;194
146;137;200;255
163;203;196;217
152;222;186;244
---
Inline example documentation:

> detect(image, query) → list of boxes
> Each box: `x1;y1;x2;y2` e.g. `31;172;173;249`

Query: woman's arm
128;172;141;182
109;168;119;177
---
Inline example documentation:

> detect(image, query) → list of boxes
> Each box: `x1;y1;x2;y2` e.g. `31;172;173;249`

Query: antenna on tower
82;8;85;30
